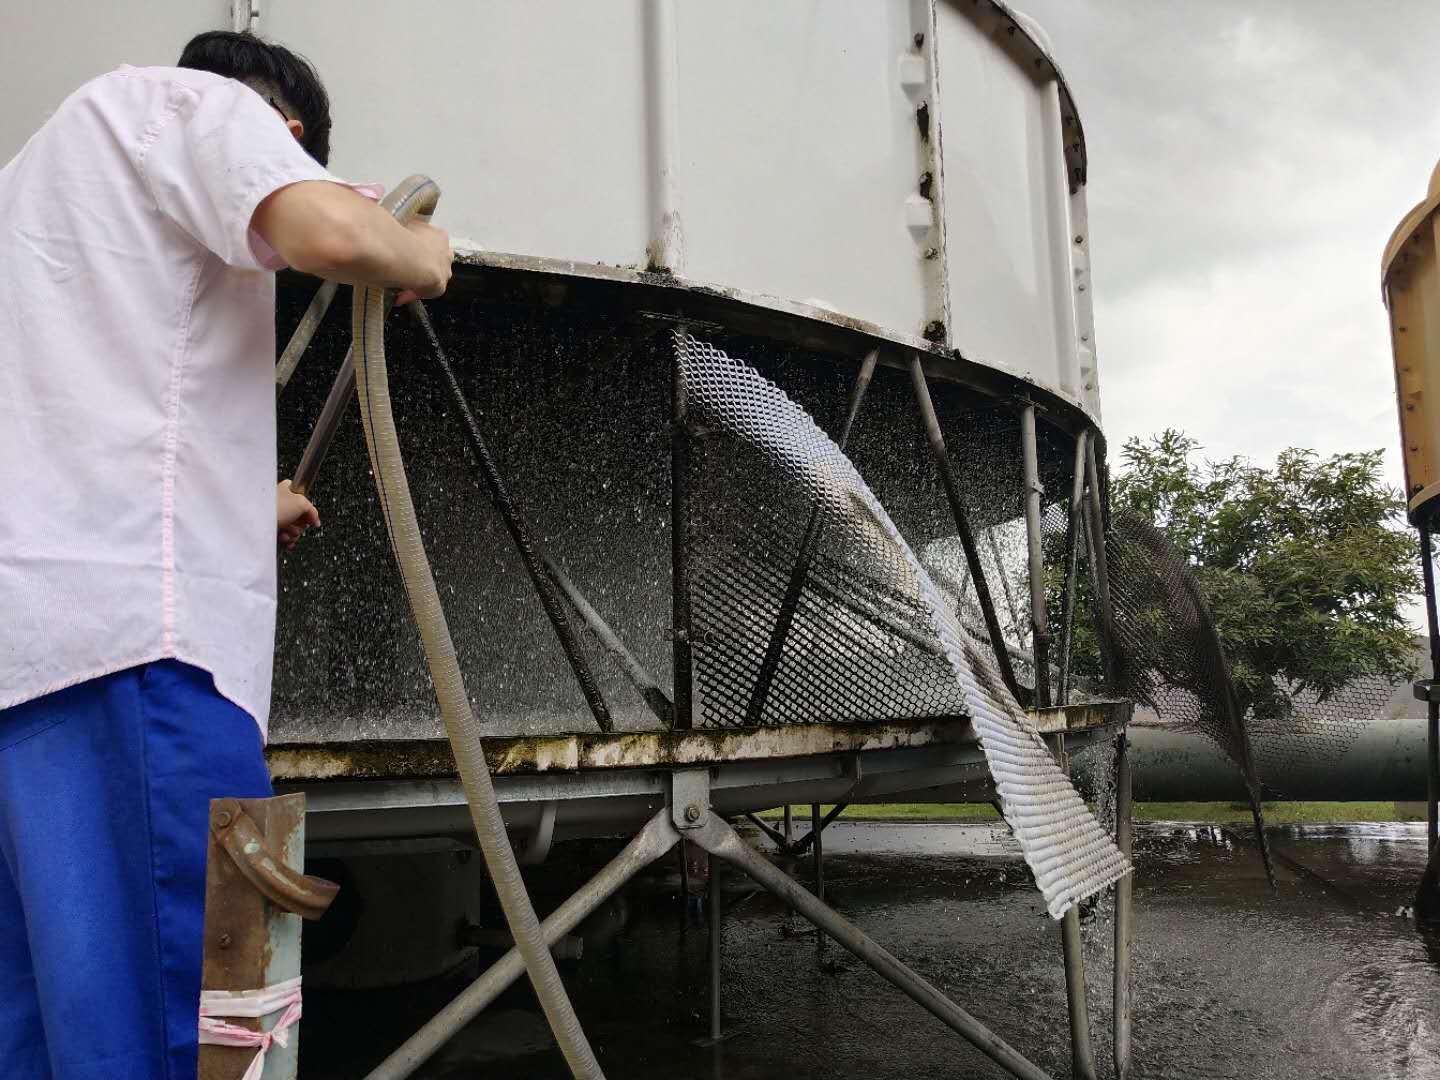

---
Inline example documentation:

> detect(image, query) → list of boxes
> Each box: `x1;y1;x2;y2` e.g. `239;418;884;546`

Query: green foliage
1108;430;1419;721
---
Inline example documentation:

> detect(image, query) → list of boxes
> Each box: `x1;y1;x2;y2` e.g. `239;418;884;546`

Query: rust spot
923;320;946;343
915;101;931;142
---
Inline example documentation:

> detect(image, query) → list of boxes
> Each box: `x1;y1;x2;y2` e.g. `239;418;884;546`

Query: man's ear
286;118;305;143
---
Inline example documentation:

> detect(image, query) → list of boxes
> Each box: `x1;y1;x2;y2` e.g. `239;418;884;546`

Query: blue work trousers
0;660;272;1080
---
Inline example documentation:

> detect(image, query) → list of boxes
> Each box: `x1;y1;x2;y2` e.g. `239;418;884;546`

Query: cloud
1018;0;1440;500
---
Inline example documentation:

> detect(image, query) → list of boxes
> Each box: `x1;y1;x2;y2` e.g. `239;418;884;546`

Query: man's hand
252;181;454;300
277;479;320;551
402;221;453;299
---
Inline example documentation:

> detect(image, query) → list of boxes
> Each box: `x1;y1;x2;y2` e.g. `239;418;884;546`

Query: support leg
811;803;824;905
1051;734;1098;1080
679;838;691;917
1060;911;1097;1080
1421;521;1440;853
1114;733;1134;1080
812;803;826;946
709;852;723;1042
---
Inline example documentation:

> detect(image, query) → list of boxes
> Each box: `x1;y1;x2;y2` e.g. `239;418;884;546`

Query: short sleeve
141;78;372;271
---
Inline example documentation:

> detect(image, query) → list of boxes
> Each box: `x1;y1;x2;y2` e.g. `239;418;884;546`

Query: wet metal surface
303;821;1440;1079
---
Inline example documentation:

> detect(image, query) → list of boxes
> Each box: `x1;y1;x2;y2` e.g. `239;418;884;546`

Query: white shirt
0;65;372;735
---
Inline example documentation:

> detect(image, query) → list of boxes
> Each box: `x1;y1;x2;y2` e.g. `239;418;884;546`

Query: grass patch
757;802;1420;824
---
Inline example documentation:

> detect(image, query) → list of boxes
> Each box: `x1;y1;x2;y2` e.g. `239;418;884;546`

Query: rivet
218;933;232;949
215;810;233;829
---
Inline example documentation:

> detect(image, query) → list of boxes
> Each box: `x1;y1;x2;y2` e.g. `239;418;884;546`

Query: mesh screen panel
677;333;1130;918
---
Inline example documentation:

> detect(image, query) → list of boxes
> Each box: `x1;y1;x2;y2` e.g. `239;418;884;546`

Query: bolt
215;810;233;829
684;804;702;823
1074;234;1084;245
218;933;232;949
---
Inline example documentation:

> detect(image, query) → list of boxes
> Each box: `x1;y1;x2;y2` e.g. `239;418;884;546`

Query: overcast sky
1020;0;1440;494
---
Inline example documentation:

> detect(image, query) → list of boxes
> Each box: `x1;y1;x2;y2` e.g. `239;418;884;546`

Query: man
0;30;453;1079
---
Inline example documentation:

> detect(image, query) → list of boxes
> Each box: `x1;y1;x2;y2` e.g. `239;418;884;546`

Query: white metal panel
933;3;1077;399
0;1;227;166
262;0;652;267
672;0;936;336
1;1;1101;421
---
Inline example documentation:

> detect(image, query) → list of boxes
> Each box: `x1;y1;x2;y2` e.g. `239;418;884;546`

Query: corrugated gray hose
349;174;604;1078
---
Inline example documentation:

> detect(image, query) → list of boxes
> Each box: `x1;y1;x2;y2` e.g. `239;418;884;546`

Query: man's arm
251;180;453;297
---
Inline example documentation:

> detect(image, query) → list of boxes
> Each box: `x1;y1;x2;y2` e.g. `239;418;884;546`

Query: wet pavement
304;820;1440;1079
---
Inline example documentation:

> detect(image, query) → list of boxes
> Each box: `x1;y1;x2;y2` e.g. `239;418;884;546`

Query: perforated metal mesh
1103;511;1399;799
677;333;1130;918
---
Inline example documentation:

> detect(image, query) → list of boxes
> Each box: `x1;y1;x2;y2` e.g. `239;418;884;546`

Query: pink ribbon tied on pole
198;976;304;1080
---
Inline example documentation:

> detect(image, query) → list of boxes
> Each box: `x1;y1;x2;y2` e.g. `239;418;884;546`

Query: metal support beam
369;774;1055;1080
276;279;339;392
410;304;614;732
1059;912;1097;1080
1081;432;1117;686
678;837;691;909
745;801;852;858
811;802;826;947
672;346;695;729
1052;735;1098;1080
743;812;791;851
1113;733;1134;1080
1057;431;1088;705
908;355;1026;704
746;349;879;725
708;852;723;1042
291;346;355;498
1020;404;1051;708
1421;520;1440;853
541;552;675;727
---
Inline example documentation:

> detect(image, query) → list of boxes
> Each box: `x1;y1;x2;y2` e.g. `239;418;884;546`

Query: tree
1103;430;1419;722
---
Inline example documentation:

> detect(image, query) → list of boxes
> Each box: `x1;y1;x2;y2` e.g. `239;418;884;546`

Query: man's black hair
178;30;332;167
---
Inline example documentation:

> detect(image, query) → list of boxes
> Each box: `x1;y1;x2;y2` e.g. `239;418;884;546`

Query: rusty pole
1020;404;1051;708
672;343;694;729
1113;733;1134;1080
908;355;1026;704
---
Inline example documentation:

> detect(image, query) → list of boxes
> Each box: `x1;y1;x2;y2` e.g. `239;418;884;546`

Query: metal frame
364;768;1103;1080
278;287;1138;1080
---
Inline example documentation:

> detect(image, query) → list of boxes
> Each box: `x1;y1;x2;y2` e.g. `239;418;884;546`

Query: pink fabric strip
199;977;303;1080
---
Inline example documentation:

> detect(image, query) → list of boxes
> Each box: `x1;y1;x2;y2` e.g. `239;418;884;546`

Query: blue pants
0;661;272;1080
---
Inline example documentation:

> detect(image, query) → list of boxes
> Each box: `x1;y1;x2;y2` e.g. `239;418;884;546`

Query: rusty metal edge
266;703;1129;782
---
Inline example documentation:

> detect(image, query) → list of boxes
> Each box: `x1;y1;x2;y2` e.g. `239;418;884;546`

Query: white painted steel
0;1;226;168
1;0;1102;422
933;1;1081;406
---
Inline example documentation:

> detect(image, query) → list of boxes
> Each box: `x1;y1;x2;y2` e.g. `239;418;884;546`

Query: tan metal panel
1382;161;1440;516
